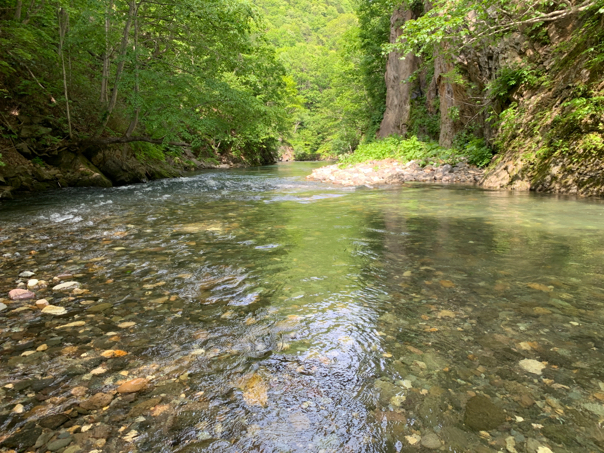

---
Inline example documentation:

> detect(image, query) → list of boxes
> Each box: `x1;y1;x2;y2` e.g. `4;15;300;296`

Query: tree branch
87;136;189;147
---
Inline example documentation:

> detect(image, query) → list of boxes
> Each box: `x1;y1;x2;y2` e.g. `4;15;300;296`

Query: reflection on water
1;163;604;452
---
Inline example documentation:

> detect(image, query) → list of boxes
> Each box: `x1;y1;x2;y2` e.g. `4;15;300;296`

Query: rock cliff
379;2;604;195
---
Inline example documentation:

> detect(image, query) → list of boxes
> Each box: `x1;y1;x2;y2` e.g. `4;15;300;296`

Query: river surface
1;162;604;453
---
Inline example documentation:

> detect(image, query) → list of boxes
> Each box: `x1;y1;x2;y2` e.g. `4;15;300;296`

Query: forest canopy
1;0;291;163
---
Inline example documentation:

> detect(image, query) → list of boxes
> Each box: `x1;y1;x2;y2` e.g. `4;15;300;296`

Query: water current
1;162;604;452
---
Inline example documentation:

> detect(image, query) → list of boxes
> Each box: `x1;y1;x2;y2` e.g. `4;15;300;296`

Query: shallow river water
1;162;604;453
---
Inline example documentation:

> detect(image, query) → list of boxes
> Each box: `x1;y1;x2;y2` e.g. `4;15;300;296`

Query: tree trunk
126;1;140;137
57;6;72;139
95;0;136;138
14;0;23;21
100;2;112;104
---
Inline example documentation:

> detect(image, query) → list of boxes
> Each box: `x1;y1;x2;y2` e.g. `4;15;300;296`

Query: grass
338;135;492;168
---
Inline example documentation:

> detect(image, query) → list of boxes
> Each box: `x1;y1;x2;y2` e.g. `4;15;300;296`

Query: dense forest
1;0;603;195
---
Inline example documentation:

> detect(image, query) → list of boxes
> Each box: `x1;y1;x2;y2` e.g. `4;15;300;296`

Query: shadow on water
0;163;604;452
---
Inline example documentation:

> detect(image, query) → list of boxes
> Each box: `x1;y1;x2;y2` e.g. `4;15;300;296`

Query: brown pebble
80;392;114;410
117;378;149;394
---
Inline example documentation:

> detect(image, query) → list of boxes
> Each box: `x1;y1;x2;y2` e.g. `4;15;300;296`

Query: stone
519;359;546;375
36;299;50;308
56;321;86;329
464;395;506;431
421;433;441;449
118;321;136;328
88;302;113;313
39;414;70;429
35;430;55;449
71;386;88;397
128;397;162;417
27;279;39;288
80;392;114;410
19;271;35;278
1;425;42;450
42;305;67;315
9;288;36;300
52;281;81;291
374;380;402;407
47;437;73;451
0;302;6;312
117;378;149;393
12;403;25;413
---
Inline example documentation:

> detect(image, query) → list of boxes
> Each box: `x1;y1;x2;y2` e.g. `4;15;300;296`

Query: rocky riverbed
307;159;484;186
1;164;604;453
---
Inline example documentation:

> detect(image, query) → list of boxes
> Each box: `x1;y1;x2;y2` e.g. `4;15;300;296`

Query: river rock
117;378;149;393
27;279;39;288
464;395;506;431
0;425;42;450
47;436;72;451
80;392;114;410
0;302;7;312
42;305;67;315
36;299;50;308
53;281;81;292
421;432;441;449
9;288;36;300
19;271;35;278
519;359;546;375
39;413;70;429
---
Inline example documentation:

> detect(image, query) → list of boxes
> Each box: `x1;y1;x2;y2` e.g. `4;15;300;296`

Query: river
1;162;604;452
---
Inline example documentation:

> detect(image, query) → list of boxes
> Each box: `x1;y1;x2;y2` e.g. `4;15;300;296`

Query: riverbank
0;143;250;200
307;159;484;186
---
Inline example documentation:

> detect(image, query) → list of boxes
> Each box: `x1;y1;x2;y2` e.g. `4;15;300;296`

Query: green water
1;162;604;452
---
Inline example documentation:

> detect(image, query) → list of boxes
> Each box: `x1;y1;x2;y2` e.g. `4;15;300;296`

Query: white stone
53;281;81;291
19;271;35;278
0;303;7;312
519;359;546;375
27;279;39;288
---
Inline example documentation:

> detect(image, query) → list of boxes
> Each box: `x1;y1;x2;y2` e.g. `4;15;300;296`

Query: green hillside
253;0;385;159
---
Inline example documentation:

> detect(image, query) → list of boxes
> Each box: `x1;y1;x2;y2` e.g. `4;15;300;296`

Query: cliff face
380;3;604;195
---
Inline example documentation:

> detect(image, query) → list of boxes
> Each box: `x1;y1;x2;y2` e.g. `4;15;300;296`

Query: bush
339;135;458;167
339;134;493;168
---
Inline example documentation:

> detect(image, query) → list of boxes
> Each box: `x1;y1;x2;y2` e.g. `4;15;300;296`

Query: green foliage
339;135;459;167
0;0;290;164
31;156;45;166
256;0;390;159
339;133;493;168
488;65;541;102
132;142;165;162
407;98;440;141
453;133;493;167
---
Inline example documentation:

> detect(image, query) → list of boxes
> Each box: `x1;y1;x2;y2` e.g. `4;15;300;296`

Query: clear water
1;162;604;452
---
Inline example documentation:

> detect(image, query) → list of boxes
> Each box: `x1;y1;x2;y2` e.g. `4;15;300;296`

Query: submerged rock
421;432;441;449
42;305;67;315
52;281;81;292
9;288;36;300
519;359;546;375
464;395;506;431
117;378;149;393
